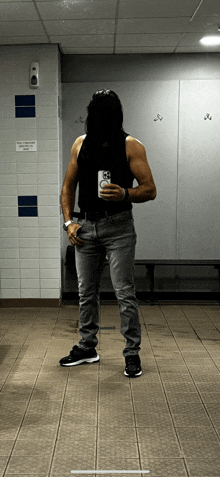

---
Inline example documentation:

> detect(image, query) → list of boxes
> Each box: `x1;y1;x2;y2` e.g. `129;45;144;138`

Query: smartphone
98;170;111;198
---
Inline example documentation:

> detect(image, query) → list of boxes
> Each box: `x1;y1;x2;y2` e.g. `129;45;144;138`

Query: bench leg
145;265;155;305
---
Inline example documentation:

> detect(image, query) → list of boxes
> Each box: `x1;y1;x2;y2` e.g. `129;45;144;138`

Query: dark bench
135;259;220;302
65;248;220;302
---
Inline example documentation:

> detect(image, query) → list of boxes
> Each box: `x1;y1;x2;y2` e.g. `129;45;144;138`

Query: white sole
124;370;142;377
61;354;100;367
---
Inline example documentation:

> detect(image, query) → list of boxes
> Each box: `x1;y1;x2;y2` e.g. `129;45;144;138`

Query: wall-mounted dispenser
30;62;39;89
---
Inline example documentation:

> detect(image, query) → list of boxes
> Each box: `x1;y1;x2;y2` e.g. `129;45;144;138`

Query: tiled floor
1;303;220;477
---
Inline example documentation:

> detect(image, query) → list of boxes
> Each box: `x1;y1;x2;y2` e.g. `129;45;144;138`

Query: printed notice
16;141;37;152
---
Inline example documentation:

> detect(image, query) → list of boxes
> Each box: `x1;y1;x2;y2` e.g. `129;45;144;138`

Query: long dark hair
85;89;124;144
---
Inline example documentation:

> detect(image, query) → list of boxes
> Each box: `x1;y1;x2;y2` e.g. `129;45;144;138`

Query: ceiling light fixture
200;36;220;45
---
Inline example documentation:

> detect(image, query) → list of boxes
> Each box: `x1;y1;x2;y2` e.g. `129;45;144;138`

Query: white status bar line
71;471;150;474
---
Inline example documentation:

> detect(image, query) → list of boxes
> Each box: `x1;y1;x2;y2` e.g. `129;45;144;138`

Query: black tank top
77;132;134;213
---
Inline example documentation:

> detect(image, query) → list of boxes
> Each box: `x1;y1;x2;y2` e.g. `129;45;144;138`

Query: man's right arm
61;136;84;246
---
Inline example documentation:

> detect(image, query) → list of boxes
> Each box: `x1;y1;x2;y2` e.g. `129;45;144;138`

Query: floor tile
1;304;220;477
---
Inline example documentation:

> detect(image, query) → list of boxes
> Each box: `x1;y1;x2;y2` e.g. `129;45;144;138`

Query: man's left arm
100;136;157;203
126;136;157;203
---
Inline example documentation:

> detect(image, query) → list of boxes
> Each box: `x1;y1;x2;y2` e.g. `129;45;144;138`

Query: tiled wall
0;44;62;304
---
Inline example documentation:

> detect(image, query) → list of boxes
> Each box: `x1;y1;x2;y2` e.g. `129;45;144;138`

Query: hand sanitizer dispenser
30;62;39;89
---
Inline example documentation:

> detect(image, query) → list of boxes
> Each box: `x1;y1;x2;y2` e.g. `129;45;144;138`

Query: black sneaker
59;345;100;367
124;355;142;378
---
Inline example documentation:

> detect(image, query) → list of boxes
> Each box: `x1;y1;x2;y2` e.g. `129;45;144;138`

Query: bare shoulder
71;135;86;161
125;135;147;159
71;134;86;152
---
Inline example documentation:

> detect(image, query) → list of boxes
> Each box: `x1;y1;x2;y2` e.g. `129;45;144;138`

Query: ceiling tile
0;0;31;2
196;0;220;16
0;36;49;44
115;46;175;53
178;32;217;46
0;21;46;37
118;18;191;34
36;0;117;20
116;33;182;48
62;47;114;54
44;19;115;36
186;16;220;33
0;2;39;21
176;45;220;52
118;0;200;18
50;35;114;48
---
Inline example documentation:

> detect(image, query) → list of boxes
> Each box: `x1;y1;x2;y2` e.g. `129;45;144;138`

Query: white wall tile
1;268;20;279
39;228;59;238
19;259;39;269
19;228;39;238
18;218;39;229
17;185;38;195
40;259;60;269
38;184;58;195
37;106;58;118
37;129;58;140
21;279;40;288
0;207;18;217
40;268;60;279
0;218;19;228
39;217;59;228
15;129;37;141
36;118;57;129
16;153;37;163
38;195;59;206
37;174;58;185
21;289;40;299
38;163;58;175
0;162;16;174
37;140;58;152
1;238;19;248
0;174;16;184
40;279;60;289
0;44;61;301
20;269;39;279
0;248;19;259
17;174;38;185
15;119;36;130
0;259;19;268
41;288;60;299
0;130;15;140
0;184;18;197
20;248;39;259
17;163;38;174
40;248;60;259
19;238;40;248
1;107;16;119
2;279;20;289
1;289;20;299
0;119;15;130
38;206;59;218
0;196;17;207
0;227;19;238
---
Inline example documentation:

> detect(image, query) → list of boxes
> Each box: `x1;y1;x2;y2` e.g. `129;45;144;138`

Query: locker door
178;80;220;259
62;81;179;259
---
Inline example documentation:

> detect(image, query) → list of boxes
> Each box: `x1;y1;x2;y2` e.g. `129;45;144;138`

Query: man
60;89;156;377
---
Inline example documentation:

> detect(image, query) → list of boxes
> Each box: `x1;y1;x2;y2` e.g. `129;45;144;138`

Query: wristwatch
123;188;130;201
63;220;73;231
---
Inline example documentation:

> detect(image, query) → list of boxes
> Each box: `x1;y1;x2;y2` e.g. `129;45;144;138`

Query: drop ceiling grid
0;0;219;53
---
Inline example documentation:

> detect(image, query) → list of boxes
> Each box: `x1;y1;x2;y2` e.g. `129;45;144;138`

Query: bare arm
126;136;157;203
100;136;157;203
61;135;84;245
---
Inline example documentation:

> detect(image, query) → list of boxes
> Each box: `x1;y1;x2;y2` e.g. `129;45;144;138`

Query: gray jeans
74;210;141;357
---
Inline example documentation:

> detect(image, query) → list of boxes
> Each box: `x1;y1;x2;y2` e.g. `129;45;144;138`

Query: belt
72;210;117;221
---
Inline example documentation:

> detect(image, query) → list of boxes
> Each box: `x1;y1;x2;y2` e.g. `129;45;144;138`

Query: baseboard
0;299;60;308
